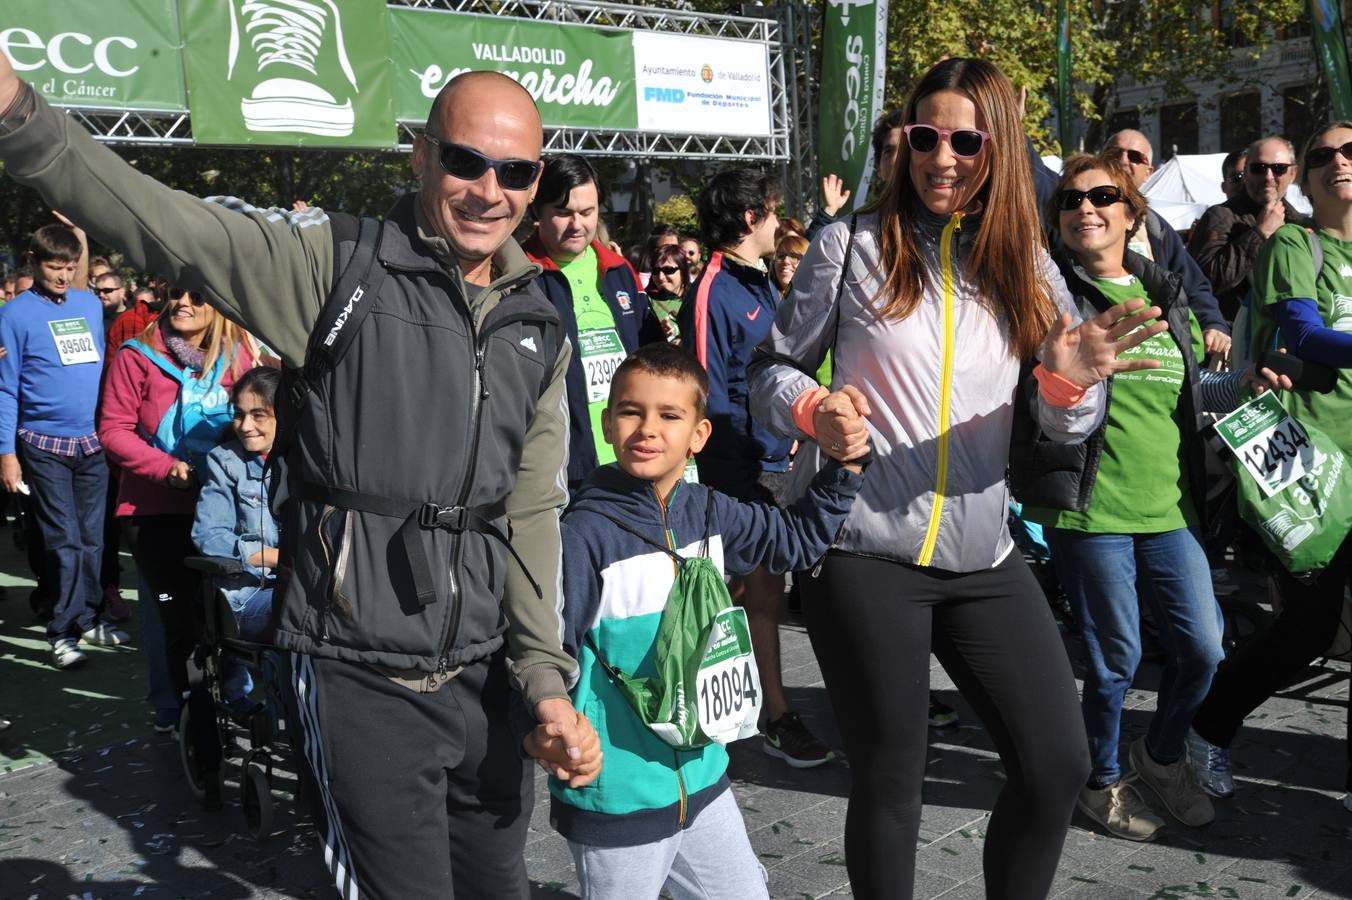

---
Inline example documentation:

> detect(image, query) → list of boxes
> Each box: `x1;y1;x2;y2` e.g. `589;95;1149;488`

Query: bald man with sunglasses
1188;136;1312;321
0;52;599;900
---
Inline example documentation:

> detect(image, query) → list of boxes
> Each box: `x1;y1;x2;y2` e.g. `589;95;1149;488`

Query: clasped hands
813;384;872;464
524;697;603;788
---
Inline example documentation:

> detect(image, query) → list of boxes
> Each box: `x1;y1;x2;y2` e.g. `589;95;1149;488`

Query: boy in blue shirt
550;342;866;898
0;224;125;669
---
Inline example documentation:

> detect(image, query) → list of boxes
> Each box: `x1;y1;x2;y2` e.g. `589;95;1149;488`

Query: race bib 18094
695;606;762;745
48;318;99;366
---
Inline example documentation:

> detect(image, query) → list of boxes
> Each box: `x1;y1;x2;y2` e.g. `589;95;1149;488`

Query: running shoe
1076;779;1164;842
52;638;88;669
762;712;837;768
928;696;959;728
1186;728;1235;799
81;623;131;646
1130;737;1214;826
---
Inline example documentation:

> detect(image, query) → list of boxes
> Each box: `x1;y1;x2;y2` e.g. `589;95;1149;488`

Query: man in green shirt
523;154;660;492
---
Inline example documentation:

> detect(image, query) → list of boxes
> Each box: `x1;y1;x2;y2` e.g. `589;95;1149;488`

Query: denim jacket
192;437;278;611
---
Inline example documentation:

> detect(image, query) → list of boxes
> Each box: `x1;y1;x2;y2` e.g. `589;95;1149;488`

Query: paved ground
1;534;1349;899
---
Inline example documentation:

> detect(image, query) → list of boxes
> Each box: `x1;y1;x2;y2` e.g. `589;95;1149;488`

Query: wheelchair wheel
178;703;223;803
241;761;274;841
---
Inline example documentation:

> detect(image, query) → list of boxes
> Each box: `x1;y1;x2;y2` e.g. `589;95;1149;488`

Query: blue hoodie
553;459;862;847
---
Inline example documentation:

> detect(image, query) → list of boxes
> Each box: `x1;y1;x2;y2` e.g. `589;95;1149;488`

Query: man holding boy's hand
0;49;597;900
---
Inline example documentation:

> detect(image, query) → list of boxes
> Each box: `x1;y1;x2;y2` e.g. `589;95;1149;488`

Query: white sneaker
81;623;130;646
1130;737;1215;827
1077;780;1165;841
52;638;88;669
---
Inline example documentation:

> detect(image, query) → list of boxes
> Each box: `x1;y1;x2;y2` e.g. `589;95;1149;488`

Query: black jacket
274;197;567;675
1009;251;1208;527
1186;194;1313;321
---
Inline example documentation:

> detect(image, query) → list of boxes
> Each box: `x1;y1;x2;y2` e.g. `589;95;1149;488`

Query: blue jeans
1046;526;1225;784
222;586;273;703
18;443;107;643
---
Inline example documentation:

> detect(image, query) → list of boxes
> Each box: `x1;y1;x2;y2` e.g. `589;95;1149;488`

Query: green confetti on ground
819;856;848;867
1285;886;1303;897
1238;876;1268;883
941;847;960;856
1129;864;1156;873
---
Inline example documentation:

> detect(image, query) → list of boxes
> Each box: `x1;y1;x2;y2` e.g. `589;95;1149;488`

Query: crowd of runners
0;39;1349;900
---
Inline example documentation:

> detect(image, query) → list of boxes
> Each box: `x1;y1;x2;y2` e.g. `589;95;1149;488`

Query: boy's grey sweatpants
568;787;769;900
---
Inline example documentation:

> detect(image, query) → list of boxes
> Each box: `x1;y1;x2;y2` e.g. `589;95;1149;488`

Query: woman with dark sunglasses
1189;121;1352;815
1016;153;1287;844
645;243;690;343
749;58;1172;897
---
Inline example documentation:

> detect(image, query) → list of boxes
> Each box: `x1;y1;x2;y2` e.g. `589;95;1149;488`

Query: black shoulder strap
827;215;859;381
305;215;388;379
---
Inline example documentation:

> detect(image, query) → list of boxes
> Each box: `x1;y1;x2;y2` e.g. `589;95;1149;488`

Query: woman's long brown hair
867;58;1057;360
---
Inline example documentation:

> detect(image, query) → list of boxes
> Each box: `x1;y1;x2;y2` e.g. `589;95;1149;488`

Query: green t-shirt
1028;275;1204;533
1250;223;1352;456
560;246;622;466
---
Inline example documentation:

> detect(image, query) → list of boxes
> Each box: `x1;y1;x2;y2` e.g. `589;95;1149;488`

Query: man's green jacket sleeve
0;86;331;365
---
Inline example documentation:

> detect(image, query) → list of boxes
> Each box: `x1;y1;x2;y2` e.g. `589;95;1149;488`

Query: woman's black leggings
802;551;1090;900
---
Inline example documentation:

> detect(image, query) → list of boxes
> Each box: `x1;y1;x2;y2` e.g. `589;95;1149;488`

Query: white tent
1139;154;1312;231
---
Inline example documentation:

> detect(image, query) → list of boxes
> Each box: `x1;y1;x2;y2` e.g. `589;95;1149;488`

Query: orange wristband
792;386;830;438
1033;363;1088;408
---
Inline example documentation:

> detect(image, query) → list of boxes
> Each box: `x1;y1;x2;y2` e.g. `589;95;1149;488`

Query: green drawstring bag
579;491;762;750
1214;392;1352;575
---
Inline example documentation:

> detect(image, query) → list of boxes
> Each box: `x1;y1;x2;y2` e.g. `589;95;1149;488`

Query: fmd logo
644;86;685;103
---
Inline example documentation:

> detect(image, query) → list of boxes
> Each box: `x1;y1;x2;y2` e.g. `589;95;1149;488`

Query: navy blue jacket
676;251;793;474
524;236;662;491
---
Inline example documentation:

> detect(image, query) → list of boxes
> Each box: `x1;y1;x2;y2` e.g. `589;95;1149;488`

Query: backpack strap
306;215;388;379
570;503;683;563
825;215;859;382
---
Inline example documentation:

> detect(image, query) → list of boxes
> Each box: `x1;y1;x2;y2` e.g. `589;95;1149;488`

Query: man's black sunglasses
1054;185;1125;211
94;287;119;295
422;135;541;191
1305;141;1352;170
1247;161;1292;177
1115;148;1150;167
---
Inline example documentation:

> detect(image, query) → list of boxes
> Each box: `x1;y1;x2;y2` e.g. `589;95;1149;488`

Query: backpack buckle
418;503;467;531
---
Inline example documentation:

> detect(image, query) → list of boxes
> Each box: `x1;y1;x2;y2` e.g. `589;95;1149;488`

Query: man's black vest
271;195;563;673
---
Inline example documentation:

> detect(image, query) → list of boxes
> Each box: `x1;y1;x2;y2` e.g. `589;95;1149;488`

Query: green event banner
816;0;889;210
387;7;637;130
1310;0;1352;121
3;0;187;111
178;0;396;148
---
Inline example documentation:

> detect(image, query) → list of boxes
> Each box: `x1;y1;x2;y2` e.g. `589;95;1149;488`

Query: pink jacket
99;336;254;518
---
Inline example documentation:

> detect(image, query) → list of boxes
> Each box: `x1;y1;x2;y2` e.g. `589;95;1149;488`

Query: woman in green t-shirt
1190;122;1352;812
1018;153;1285;843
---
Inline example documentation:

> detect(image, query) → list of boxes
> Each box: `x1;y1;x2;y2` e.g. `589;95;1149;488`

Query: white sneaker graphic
228;0;358;137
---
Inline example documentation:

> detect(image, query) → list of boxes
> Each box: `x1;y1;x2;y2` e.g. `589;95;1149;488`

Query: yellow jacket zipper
918;213;962;566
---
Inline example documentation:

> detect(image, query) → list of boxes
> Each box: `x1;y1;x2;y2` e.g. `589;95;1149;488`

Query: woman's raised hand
1041;299;1169;389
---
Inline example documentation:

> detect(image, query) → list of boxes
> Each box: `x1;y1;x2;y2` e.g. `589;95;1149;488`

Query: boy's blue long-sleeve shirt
0;289;106;454
553;459;862;846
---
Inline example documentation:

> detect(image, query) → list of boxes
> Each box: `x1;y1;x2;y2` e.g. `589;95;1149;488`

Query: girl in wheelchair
191;365;281;709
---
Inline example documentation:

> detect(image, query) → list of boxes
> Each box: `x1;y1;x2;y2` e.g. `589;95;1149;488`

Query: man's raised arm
0;50;330;366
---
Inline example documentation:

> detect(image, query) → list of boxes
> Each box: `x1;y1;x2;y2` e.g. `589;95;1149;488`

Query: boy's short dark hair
531;153;604;217
27;224;83;265
610;343;710;418
697;168;779;251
